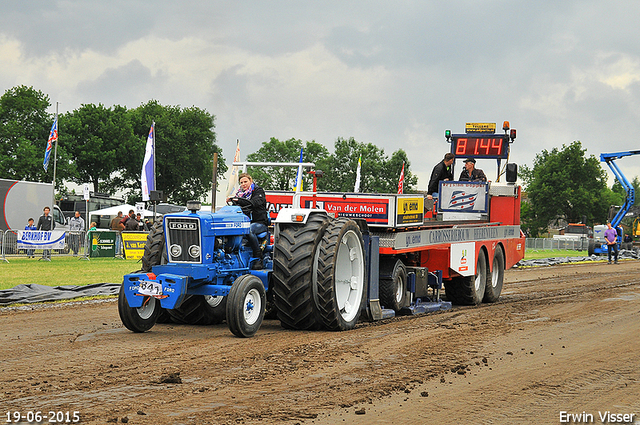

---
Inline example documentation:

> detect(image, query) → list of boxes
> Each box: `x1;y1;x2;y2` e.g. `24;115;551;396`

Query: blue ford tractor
118;200;372;337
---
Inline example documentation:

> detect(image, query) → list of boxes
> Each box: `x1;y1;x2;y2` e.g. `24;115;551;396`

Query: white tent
88;204;158;228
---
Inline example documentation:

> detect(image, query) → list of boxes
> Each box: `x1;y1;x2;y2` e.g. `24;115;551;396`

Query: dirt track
2;260;640;425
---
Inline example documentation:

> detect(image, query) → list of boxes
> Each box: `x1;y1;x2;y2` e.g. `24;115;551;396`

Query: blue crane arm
600;151;640;227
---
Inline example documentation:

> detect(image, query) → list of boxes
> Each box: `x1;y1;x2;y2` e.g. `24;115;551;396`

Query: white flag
141;123;155;202
225;140;241;199
354;155;361;193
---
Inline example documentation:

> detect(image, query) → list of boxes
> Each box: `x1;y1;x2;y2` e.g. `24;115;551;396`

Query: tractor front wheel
140;219;171;323
226;274;266;338
118;285;160;333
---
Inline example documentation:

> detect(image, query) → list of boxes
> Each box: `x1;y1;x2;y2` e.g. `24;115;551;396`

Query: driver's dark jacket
233;184;269;226
459;168;487;182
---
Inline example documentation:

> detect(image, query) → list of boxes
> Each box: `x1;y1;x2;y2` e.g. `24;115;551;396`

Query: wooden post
211;152;218;212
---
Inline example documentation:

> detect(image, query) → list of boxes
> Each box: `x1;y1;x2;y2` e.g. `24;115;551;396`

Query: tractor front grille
165;217;201;263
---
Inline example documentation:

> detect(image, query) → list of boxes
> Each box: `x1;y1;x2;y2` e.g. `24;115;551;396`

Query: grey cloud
74;60;167;108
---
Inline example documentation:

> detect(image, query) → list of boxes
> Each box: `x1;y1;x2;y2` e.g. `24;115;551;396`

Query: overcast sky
2;1;640;198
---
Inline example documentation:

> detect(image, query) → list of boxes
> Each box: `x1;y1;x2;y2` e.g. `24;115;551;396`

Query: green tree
316;137;417;193
386;149;418;194
127;101;226;205
245;138;329;190
61;103;135;193
611;176;640;206
520;141;618;237
0;86;74;183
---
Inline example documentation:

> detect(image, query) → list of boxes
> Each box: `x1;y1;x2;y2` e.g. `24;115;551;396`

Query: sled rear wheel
483;245;504;303
379;258;408;312
444;249;487;306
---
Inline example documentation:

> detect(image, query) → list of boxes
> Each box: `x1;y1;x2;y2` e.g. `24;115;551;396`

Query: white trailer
0;179;68;231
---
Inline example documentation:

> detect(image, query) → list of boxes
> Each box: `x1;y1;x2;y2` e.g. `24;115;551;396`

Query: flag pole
52;101;58;207
152;121;156;221
152;120;156;188
211;152;218;210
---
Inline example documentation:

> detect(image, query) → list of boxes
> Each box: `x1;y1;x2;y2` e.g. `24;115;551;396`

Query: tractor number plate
138;280;163;297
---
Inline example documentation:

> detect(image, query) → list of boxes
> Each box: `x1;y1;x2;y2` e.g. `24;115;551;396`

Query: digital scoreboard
450;134;510;159
446;122;515;160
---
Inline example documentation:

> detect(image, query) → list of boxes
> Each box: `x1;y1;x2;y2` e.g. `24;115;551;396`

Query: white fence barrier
1;229;90;261
525;238;589;251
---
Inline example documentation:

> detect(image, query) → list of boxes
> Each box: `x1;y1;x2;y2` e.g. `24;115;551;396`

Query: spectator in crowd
121;210;135;230
110;211;125;256
24;218;37;258
459;158;487;182
36;206;55;260
89;222;97;231
68;210;85;256
124;210;139;231
136;213;144;230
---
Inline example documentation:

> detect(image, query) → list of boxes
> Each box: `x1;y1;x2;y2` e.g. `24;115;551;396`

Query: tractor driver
227;173;269;270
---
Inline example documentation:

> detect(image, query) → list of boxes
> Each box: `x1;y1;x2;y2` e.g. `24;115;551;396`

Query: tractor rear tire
204;295;227;324
166;295;225;325
141;219;167;272
588;239;595;256
139;219;172;324
483;245;504;303
444;249;487;306
226;274;266;338
272;214;329;330
379;258;408;312
315;218;367;331
118;284;160;333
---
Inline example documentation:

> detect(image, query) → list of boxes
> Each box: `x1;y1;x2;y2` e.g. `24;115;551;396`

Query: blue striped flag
43;117;58;171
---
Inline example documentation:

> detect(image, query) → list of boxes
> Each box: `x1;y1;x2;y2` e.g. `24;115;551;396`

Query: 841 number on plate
138;280;162;296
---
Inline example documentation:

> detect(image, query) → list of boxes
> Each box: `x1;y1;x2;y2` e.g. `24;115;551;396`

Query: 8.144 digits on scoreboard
451;135;509;159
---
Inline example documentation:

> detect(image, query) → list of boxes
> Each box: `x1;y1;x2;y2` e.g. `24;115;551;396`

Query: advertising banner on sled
438;181;488;213
17;230;66;250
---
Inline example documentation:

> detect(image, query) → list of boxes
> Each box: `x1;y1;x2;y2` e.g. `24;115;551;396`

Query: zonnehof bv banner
17;230;66;250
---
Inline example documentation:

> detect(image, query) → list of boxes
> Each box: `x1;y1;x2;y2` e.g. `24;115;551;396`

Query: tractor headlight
170;244;182;257
188;245;200;259
187;200;201;213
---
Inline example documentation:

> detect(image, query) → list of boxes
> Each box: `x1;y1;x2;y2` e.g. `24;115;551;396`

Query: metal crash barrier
1;229;151;262
1;229;90;262
525;237;589;251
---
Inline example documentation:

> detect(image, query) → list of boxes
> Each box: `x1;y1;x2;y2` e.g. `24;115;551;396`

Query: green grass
0;256;140;290
0;248;595;291
523;249;590;260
